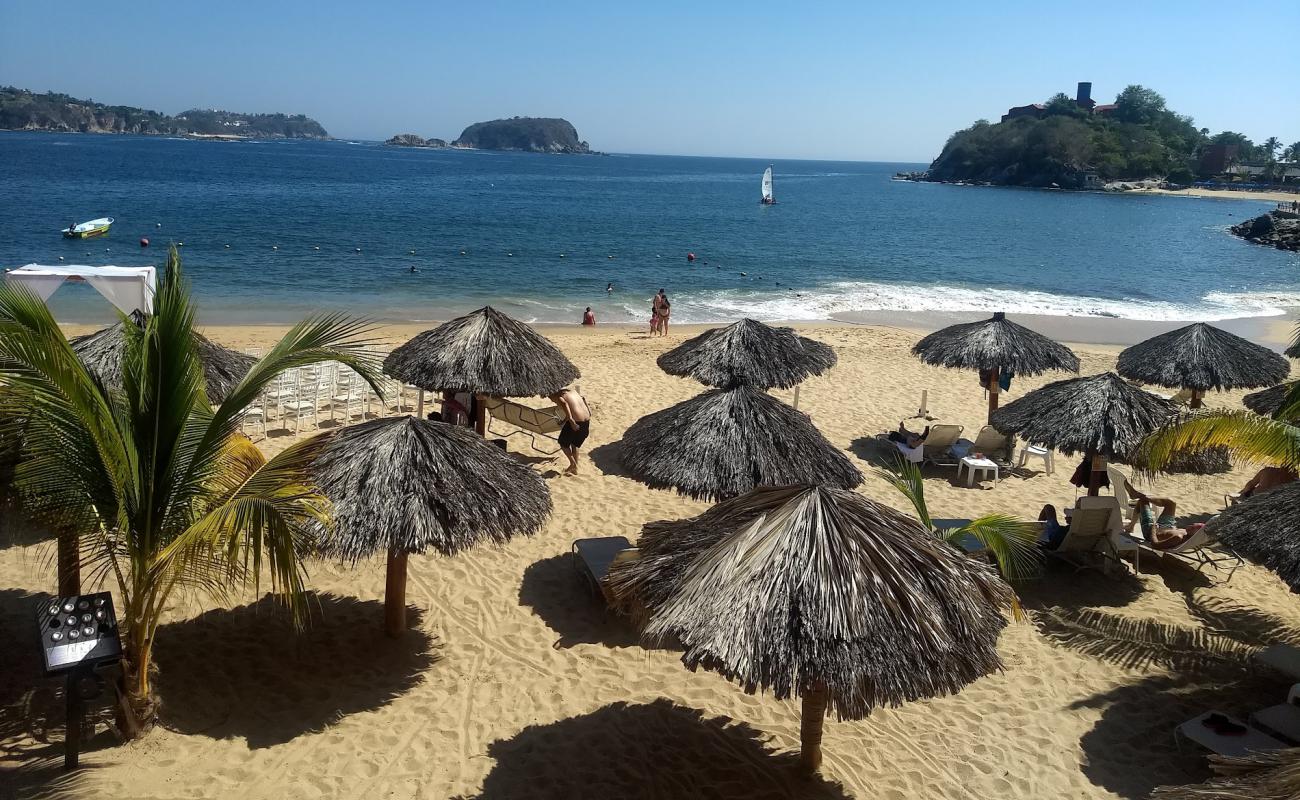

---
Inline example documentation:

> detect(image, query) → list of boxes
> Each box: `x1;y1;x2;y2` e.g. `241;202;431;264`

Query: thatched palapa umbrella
1153;744;1300;798
1243;384;1299;419
990;371;1177;494
1203;483;1300;591
382;306;580;432
1117;322;1290;408
71;314;256;404
605;485;1015;774
911;312;1079;422
656;318;836;402
618;386;862;501
311;416;551;635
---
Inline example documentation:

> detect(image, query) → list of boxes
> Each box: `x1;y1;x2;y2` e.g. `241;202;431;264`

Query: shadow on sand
586;441;634;480
454;698;852;800
153;591;438;748
517;554;645;649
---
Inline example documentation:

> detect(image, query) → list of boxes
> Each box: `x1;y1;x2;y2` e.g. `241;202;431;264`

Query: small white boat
62;217;114;239
760;167;776;205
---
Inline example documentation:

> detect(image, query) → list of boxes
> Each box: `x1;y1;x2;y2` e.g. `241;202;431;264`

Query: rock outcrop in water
1231;210;1300;251
385;134;447;148
453;117;592;154
0;86;329;139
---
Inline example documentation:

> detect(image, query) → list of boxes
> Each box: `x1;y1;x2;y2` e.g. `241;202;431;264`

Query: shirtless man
550;387;591;475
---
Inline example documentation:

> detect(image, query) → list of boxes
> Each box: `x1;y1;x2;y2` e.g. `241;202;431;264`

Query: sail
761;167;773;202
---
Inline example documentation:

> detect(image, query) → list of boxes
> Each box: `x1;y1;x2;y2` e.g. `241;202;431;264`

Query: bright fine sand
4;321;1300;800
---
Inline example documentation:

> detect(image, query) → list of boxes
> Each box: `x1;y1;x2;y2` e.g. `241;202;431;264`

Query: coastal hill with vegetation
922;84;1293;188
0;86;329;139
387;117;593;154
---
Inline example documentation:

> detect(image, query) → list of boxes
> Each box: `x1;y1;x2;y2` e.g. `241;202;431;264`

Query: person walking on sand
550;387;591;475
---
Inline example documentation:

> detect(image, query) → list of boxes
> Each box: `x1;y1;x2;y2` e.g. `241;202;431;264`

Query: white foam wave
668;281;1299;324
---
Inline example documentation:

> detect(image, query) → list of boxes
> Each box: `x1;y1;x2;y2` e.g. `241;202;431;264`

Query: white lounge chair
1075;495;1142;571
485;397;566;454
1176;711;1288;757
1105;465;1139;518
921;424;966;467
572;536;638;605
1251;684;1300;744
1144;526;1242;582
965;425;1013;468
1049;505;1116;572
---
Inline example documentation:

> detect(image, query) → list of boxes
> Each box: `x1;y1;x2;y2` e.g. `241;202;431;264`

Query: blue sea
1;132;1296;325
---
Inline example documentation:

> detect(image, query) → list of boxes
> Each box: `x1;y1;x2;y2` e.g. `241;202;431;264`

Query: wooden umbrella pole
986;366;1001;424
416;388;425;418
384;548;409;638
474;393;487;436
1190;388;1204;409
798;680;830;776
1087;452;1107;497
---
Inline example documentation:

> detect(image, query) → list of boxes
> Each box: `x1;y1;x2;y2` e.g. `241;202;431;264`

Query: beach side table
957;456;999;486
1017;445;1055;475
1175;711;1287;757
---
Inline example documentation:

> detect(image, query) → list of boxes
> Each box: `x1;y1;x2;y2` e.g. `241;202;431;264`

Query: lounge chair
1258;645;1300;681
921;424;966;467
1105;465;1139;517
1050;505;1116;573
572;536;638;605
1143;526;1242;583
965;425;1013;468
484;397;565;454
1176;711;1288;757
1251;684;1300;745
1074;495;1142;571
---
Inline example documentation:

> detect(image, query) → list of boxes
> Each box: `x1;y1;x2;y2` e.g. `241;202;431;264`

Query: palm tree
0;248;383;735
876;456;1043;584
1262;136;1281;162
1284;142;1300;163
1139;327;1300;473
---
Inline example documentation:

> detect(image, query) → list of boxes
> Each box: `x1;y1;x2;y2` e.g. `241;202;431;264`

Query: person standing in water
653;289;671;336
550;387;591;475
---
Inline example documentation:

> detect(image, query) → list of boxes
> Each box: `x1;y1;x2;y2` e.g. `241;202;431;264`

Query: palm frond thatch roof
656;318;836;389
605;485;1015;719
1117;323;1290;392
618;386;861;501
1153;746;1300;799
911;312;1079;376
1243;383;1298;419
70;315;256;404
310;416;551;560
1205;482;1300;591
989;371;1177;460
382;306;579;396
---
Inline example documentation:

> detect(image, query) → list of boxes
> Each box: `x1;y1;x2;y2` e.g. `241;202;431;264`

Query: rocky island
0;86;329;139
386;116;593;154
385;133;447;148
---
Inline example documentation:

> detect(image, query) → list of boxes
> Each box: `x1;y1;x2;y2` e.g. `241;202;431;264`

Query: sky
2;0;1297;162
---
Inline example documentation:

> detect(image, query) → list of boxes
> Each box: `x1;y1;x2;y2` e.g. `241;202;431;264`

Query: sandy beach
1136;187;1299;204
3;319;1299;800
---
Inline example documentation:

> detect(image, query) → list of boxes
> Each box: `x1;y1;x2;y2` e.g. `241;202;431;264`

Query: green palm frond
1139;410;1300;473
872;456;930;529
948;514;1043;582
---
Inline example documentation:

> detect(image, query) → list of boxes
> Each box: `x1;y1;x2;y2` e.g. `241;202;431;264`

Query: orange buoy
140;237;149;247
686;252;696;262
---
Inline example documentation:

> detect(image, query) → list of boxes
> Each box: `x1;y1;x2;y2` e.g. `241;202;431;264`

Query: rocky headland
1231;210;1300;251
0;86;329;139
384;134;447;148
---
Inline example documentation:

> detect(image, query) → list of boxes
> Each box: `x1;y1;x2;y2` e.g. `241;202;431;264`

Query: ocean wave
491;281;1300;326
665;282;1298;324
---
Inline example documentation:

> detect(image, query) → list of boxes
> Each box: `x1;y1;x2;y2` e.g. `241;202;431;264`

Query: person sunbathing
1125;493;1202;549
1238;465;1298;499
887;423;929;449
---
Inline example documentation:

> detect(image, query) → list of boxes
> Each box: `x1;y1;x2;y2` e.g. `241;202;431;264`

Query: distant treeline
927;85;1294;187
0;86;330;139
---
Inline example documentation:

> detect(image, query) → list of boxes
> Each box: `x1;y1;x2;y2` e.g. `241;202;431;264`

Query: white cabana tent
4;264;156;315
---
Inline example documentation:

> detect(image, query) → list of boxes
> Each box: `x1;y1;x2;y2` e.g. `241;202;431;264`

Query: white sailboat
760;166;776;205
